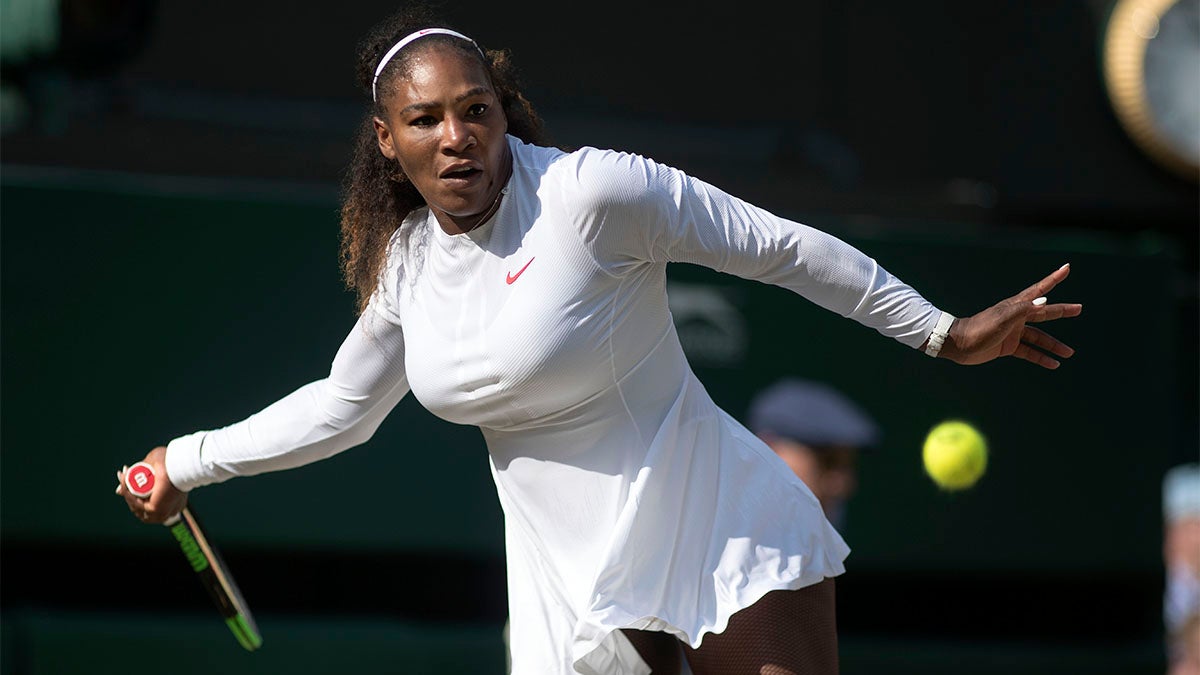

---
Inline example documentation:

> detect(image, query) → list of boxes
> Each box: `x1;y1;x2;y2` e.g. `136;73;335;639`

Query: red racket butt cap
125;462;156;498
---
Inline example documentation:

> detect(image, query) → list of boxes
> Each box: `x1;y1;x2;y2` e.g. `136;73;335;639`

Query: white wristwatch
924;312;956;358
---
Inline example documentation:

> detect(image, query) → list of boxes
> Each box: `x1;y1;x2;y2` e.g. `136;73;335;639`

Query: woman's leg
683;578;839;675
621;628;683;674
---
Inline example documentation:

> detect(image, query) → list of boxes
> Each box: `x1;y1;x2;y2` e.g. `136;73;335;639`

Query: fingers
116;450;184;525
1022;324;1075;358
1028;302;1083;322
115;464;155;523
116;466;138;508
1020;263;1071;300
1012;342;1061;369
1017;265;1081;332
1011;325;1076;369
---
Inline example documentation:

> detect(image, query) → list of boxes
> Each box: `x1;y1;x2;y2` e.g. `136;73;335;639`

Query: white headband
372;28;483;102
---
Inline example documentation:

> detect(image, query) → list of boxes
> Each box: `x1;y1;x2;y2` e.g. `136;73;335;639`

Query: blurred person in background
747;378;880;531
115;3;1084;673
1164;462;1200;675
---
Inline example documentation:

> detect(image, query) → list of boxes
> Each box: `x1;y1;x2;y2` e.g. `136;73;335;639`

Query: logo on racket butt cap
125;462;156;498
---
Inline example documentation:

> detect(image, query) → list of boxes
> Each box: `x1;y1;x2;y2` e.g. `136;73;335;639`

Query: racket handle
124;462;157;497
124;461;182;526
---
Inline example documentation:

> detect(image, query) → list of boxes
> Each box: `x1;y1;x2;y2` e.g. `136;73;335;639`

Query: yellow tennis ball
922;420;988;490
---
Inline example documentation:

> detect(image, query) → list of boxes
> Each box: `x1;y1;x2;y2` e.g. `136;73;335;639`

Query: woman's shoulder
510;135;659;177
511;136;676;207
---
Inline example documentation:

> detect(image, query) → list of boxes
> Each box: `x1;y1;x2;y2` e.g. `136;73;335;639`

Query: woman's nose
442;116;475;151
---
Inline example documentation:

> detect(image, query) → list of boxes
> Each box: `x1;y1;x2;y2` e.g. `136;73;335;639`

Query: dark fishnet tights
621;579;838;675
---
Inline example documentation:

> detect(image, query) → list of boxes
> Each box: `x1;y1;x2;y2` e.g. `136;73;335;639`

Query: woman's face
373;44;510;233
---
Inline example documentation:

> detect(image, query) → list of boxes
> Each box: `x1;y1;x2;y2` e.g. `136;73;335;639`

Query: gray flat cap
747;378;881;450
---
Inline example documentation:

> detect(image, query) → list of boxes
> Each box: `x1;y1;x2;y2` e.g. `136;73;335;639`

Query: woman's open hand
938;263;1083;369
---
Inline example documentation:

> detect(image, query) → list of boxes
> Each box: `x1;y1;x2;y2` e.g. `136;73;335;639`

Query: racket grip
124;462;158;498
124;461;182;526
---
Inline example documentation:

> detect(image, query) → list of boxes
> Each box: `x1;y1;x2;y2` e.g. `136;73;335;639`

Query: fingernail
115;484;122;494
1032;297;1047;306
1059;263;1069;271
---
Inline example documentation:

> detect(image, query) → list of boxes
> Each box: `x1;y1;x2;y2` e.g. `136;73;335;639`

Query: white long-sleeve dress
165;135;944;674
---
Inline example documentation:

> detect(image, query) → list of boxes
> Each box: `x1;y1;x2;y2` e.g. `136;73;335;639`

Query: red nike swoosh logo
506;257;535;285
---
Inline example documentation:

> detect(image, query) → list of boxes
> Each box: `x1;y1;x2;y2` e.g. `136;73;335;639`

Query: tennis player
117;5;1083;673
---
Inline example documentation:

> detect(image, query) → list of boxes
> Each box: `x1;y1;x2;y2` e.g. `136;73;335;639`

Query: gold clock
1102;0;1200;181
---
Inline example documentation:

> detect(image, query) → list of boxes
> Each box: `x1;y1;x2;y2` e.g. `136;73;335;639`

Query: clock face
1144;0;1200;167
1104;0;1200;180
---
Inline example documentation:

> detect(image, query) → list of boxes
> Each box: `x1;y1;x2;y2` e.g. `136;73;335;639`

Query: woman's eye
467;103;488;117
411;115;436;127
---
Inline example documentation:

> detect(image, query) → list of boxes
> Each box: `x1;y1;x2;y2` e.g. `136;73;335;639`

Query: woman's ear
373;117;397;160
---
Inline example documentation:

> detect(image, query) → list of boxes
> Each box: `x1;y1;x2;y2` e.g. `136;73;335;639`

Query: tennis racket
124;462;263;651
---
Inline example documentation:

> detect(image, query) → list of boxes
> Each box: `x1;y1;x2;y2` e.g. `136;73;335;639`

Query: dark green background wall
1;172;1183;674
2;0;1195;672
2;175;1182;568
